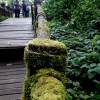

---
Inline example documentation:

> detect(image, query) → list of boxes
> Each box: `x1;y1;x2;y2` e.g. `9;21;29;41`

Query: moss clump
31;76;68;100
21;68;67;100
31;68;67;85
22;38;68;100
27;38;67;55
24;48;67;77
24;38;67;77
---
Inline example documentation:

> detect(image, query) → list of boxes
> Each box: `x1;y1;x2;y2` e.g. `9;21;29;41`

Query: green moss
22;38;68;100
21;77;31;100
31;76;68;100
21;68;67;100
27;38;67;54
24;38;67;77
32;68;66;85
24;49;67;77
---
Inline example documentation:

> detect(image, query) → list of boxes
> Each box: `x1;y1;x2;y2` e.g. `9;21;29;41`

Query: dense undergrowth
0;16;7;22
42;0;100;99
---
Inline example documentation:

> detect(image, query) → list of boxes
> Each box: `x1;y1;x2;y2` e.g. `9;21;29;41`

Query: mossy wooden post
4;7;6;17
22;38;68;100
36;4;50;38
21;0;68;100
31;4;34;25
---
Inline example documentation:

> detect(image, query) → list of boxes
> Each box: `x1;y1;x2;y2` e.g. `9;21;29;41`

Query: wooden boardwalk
0;18;34;100
0;60;26;100
0;18;34;49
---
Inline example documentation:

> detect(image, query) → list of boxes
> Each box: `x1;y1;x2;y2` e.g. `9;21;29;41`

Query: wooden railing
22;0;68;100
0;5;12;17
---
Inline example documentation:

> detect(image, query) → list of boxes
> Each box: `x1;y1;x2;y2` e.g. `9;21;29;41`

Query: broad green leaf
75;70;81;77
90;63;96;67
93;80;100;84
88;72;96;79
97;63;100;67
81;64;88;68
97;40;100;45
73;81;80;87
67;89;74;94
95;68;100;74
79;94;89;99
92;40;97;45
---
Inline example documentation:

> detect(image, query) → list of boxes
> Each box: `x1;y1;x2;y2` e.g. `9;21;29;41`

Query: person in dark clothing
13;0;20;18
26;4;30;17
21;0;27;17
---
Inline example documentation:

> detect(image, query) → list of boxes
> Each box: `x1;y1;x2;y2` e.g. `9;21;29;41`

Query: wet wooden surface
0;18;33;100
0;18;34;49
0;60;26;100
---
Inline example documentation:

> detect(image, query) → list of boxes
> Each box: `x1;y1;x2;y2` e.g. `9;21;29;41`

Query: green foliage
42;0;79;21
42;0;100;99
0;16;7;22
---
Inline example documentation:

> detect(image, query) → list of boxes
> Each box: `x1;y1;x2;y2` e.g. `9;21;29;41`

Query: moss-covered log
21;68;68;100
22;38;68;100
22;1;68;100
24;38;67;77
36;4;50;38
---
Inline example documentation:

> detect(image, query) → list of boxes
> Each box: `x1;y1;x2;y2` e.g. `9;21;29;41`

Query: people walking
13;0;20;18
26;4;30;17
21;0;27;17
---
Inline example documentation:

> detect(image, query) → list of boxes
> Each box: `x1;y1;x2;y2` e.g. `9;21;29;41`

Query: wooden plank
0;34;33;39
0;94;21;100
0;27;33;31
0;39;30;47
1;18;31;23
0;24;32;29
0;67;26;73
0;22;31;26
0;70;26;76
0;73;25;80
0;36;33;39
0;33;34;37
0;82;23;90
0;60;26;100
0;63;25;69
0;17;31;100
0;39;30;43
0;88;22;96
0;45;26;48
0;18;34;49
0;78;24;85
0;60;24;65
0;31;33;34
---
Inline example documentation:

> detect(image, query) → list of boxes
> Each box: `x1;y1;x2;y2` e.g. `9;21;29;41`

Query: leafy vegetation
0;16;7;22
42;0;100;99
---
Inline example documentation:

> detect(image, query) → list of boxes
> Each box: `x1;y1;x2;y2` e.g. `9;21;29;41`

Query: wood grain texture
0;18;34;49
0;61;26;100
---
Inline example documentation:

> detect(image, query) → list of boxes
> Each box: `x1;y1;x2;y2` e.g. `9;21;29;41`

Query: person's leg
22;11;24;17
17;9;20;18
25;10;27;17
15;9;17;18
27;11;29;17
27;13;29;17
23;11;25;17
